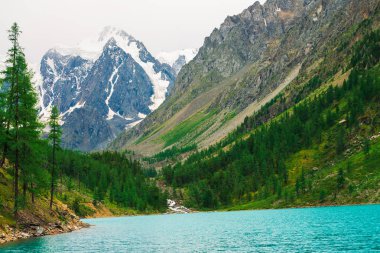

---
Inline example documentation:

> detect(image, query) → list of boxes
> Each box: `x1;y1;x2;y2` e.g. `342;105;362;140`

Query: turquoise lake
1;205;379;252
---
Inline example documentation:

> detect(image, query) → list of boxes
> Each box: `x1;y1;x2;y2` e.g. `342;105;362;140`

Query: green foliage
144;144;197;164
161;30;380;209
319;190;327;203
363;138;371;155
48;106;62;146
56;150;167;211
0;23;43;214
350;30;380;69
72;197;81;214
48;105;62;209
0;24;167;217
336;126;346;155
161;110;215;147
337;168;345;190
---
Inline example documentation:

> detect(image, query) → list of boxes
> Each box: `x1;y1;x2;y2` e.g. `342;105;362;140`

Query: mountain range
110;0;379;155
35;27;196;151
0;0;379;244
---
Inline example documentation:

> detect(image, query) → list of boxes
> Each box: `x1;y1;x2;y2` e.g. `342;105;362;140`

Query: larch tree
17;56;43;204
1;23;21;168
2;23;23;214
48;106;61;209
2;23;42;215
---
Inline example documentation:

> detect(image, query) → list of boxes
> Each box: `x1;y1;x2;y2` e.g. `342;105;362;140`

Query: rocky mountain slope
111;0;379;156
37;27;176;151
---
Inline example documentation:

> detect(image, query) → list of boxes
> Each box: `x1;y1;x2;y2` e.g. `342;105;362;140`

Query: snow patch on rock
52;27;172;112
61;101;86;117
156;49;198;67
105;61;123;120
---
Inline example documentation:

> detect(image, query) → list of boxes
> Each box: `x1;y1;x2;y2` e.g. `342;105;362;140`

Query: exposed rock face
37;27;176;151
110;0;379;154
39;50;92;122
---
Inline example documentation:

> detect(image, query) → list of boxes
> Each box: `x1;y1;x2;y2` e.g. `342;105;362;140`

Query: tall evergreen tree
18;60;43;204
1;23;21;168
2;23;42;214
48;106;61;209
2;23;23;214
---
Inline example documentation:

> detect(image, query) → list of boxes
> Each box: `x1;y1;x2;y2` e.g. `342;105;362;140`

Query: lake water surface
1;205;379;252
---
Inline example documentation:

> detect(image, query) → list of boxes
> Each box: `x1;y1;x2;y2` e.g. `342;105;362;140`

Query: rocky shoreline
0;218;89;245
0;200;90;245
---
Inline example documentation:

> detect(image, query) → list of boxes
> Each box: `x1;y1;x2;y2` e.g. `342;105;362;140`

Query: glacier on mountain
35;27;176;151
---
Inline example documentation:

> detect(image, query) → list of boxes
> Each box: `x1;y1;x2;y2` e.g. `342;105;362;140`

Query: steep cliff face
38;50;92;122
110;0;379;155
174;0;302;94
37;27;176;151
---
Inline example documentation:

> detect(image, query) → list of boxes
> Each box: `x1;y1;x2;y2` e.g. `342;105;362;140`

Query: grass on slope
161;110;216;147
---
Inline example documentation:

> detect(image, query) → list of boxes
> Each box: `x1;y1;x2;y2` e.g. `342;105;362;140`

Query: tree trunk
14;75;20;217
31;182;35;204
21;143;27;201
60;167;63;196
14;149;19;216
1;141;8;167
23;181;27;200
50;138;56;210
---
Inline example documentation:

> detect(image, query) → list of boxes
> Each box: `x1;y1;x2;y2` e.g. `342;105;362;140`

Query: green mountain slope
110;0;379;157
160;27;380;210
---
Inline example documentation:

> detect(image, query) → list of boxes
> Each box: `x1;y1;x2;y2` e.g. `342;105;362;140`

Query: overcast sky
0;0;266;64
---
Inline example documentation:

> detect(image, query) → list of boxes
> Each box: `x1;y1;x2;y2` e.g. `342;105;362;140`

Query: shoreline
0;219;89;245
1;202;378;246
205;202;380;215
221;202;380;213
83;202;379;221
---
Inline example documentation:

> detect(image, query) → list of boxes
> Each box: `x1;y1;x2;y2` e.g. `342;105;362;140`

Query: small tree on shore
337;168;345;190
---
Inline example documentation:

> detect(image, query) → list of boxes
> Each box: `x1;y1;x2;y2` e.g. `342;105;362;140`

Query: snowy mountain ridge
157;49;198;75
36;27;177;151
156;48;198;67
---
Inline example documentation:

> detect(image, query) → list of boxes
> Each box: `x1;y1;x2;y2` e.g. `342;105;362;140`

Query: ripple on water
1;205;379;252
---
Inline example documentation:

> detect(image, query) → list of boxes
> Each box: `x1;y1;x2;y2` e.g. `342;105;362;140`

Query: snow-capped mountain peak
52;27;133;62
50;27;172;111
98;26;135;43
36;27;176;151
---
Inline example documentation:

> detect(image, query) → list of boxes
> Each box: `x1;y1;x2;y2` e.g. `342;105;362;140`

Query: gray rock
110;0;379;151
37;28;176;151
35;226;44;236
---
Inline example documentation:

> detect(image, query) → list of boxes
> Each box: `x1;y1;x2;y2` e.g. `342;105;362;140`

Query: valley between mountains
0;0;379;245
